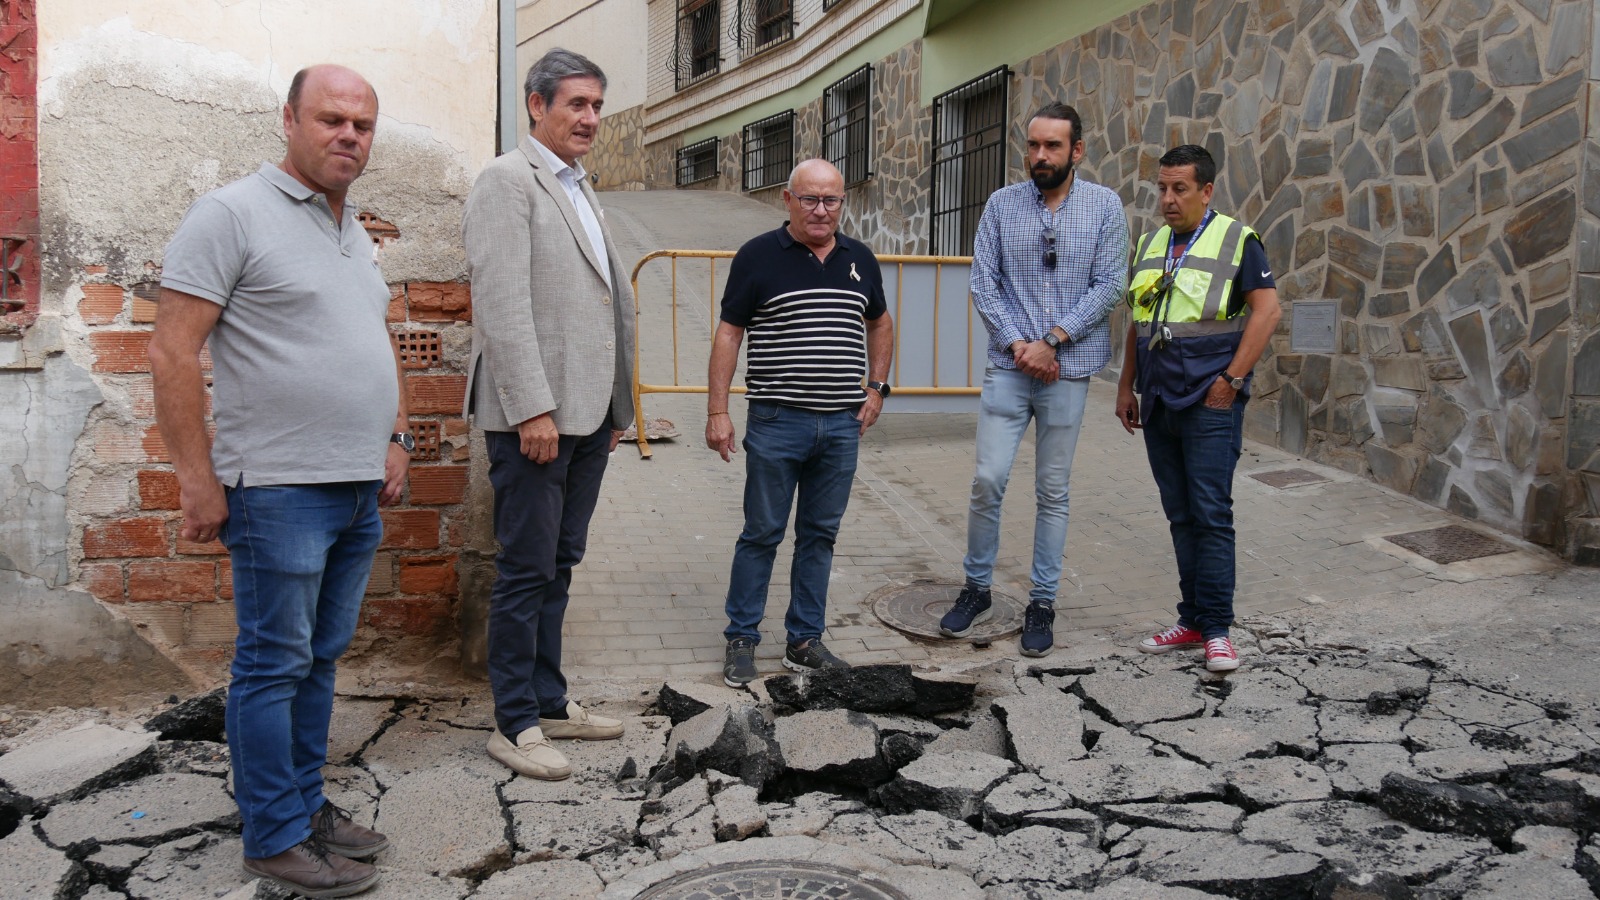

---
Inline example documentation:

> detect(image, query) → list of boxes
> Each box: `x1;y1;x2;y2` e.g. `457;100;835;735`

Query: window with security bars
742;111;794;192
737;0;793;59
677;137;721;185
822;65;872;187
930;66;1009;256
673;0;721;91
822;0;844;9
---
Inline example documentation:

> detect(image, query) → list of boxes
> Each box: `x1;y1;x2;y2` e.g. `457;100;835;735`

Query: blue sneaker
939;586;993;638
1019;602;1055;658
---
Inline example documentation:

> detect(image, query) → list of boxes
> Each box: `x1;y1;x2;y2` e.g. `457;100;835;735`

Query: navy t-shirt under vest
719;224;889;411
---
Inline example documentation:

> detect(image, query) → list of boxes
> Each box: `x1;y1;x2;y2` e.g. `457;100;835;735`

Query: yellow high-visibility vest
1126;212;1256;339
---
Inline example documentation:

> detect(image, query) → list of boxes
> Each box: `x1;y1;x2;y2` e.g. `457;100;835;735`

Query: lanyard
1150;209;1214;347
1163;208;1214;276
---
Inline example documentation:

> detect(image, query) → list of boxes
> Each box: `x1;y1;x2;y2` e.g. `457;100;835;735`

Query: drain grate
871;581;1024;642
1385;525;1517;564
1250;468;1329;489
637;861;910;900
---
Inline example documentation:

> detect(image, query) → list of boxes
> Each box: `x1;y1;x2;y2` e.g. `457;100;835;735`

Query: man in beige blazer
462;48;636;781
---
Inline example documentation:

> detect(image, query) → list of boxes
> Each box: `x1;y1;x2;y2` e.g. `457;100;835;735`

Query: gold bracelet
708;411;729;416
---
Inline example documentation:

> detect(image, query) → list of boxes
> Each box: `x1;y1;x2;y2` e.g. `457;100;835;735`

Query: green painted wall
682;9;923;144
920;0;1147;105
682;0;1150;143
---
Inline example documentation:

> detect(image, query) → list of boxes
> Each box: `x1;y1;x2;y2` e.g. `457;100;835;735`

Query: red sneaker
1205;637;1240;672
1140;623;1203;654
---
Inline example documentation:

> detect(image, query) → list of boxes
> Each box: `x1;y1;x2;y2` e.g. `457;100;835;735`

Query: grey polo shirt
160;163;398;488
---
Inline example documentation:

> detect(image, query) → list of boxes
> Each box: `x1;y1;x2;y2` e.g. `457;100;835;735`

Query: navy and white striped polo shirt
719;224;888;411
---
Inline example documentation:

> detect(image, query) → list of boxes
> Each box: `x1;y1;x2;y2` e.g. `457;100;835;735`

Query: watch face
395;432;416;452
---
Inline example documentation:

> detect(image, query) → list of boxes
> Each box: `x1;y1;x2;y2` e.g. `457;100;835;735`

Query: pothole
636;860;910;899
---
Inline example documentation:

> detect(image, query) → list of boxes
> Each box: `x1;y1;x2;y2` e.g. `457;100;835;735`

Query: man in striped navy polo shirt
706;159;895;687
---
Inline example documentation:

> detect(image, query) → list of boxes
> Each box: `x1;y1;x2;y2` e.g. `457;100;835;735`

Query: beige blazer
461;136;637;434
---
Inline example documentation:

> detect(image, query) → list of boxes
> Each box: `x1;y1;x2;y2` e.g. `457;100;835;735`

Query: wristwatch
1222;373;1245;391
866;381;892;398
391;431;416;452
1043;332;1063;349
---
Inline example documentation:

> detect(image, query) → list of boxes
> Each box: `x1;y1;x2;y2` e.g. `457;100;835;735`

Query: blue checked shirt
970;178;1130;377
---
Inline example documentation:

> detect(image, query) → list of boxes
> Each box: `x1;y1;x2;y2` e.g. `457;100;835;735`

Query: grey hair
525;48;607;109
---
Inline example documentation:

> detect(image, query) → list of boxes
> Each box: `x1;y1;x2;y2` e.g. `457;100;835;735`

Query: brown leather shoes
310;801;390;859
242;837;379;898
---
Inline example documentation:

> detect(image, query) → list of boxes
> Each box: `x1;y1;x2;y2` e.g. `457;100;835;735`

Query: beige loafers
487;726;572;780
539;701;624;741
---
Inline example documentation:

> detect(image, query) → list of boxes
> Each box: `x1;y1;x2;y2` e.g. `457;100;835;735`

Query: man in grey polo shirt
150;64;403;898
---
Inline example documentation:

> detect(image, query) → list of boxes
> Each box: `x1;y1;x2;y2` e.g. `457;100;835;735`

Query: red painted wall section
0;0;39;328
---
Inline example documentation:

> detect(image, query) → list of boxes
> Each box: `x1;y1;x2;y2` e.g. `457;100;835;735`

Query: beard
1031;159;1073;191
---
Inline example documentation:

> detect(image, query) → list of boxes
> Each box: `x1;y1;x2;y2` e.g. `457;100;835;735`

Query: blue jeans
964;368;1089;605
1142;398;1244;639
222;480;382;860
485;422;611;737
725;401;860;646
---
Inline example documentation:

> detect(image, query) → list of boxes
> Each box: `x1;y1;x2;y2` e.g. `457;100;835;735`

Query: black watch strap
391;431;416;452
1043;332;1063;349
866;381;891;398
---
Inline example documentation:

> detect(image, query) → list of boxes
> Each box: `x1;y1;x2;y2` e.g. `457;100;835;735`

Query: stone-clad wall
643;0;1600;558
1021;0;1595;556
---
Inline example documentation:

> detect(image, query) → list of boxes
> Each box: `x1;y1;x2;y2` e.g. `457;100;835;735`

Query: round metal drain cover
636;860;910;900
871;581;1024;641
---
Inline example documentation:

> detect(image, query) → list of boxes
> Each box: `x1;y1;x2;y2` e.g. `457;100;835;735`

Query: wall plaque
1291;300;1338;353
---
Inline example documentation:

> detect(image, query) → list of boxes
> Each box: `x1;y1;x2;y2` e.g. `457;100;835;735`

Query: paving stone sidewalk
561;189;1559;685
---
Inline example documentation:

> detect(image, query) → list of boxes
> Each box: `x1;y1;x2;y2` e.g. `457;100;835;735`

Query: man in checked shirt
939;102;1129;658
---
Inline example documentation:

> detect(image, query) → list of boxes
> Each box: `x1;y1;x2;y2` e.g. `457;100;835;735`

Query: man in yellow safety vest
1114;144;1282;673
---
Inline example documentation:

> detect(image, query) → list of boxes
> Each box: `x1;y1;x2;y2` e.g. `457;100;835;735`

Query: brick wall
0;0;39;328
76;262;473;679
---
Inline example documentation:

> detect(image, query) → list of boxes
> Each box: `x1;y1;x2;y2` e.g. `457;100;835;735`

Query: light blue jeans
964;368;1090;605
222;480;382;859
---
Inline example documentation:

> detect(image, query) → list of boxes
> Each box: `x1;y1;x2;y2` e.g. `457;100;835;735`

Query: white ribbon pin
849;263;860;282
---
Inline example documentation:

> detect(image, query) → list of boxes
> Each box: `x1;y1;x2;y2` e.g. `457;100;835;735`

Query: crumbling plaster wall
0;1;497;701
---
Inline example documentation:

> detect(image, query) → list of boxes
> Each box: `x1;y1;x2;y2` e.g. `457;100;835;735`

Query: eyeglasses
1042;225;1056;269
796;195;844;212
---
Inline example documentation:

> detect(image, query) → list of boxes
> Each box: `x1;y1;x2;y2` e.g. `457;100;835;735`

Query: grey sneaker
242;837;379;898
783;639;851;673
724;637;758;687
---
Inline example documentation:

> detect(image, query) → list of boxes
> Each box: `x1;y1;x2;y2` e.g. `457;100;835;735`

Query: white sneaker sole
1140;640;1203;655
1205;656;1241;673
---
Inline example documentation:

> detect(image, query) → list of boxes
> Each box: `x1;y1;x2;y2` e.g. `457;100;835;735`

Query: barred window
822;0;844;9
673;0;721;91
737;0;793;59
742;110;795;192
677;137;720;186
822;65;872;187
929;66;1009;256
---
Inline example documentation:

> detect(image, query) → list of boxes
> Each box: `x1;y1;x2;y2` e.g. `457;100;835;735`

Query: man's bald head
287;65;378;115
787;158;844;194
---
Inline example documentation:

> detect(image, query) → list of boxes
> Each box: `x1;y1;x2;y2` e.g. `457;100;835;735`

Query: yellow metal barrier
629;249;982;458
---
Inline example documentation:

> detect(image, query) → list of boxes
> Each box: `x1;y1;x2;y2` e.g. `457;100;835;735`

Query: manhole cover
1385;525;1517;564
1250;467;1329;488
636;860;910;900
871;581;1024;641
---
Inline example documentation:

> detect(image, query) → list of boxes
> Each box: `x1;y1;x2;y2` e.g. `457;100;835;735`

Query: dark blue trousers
485;420;611;737
1142;398;1244;639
